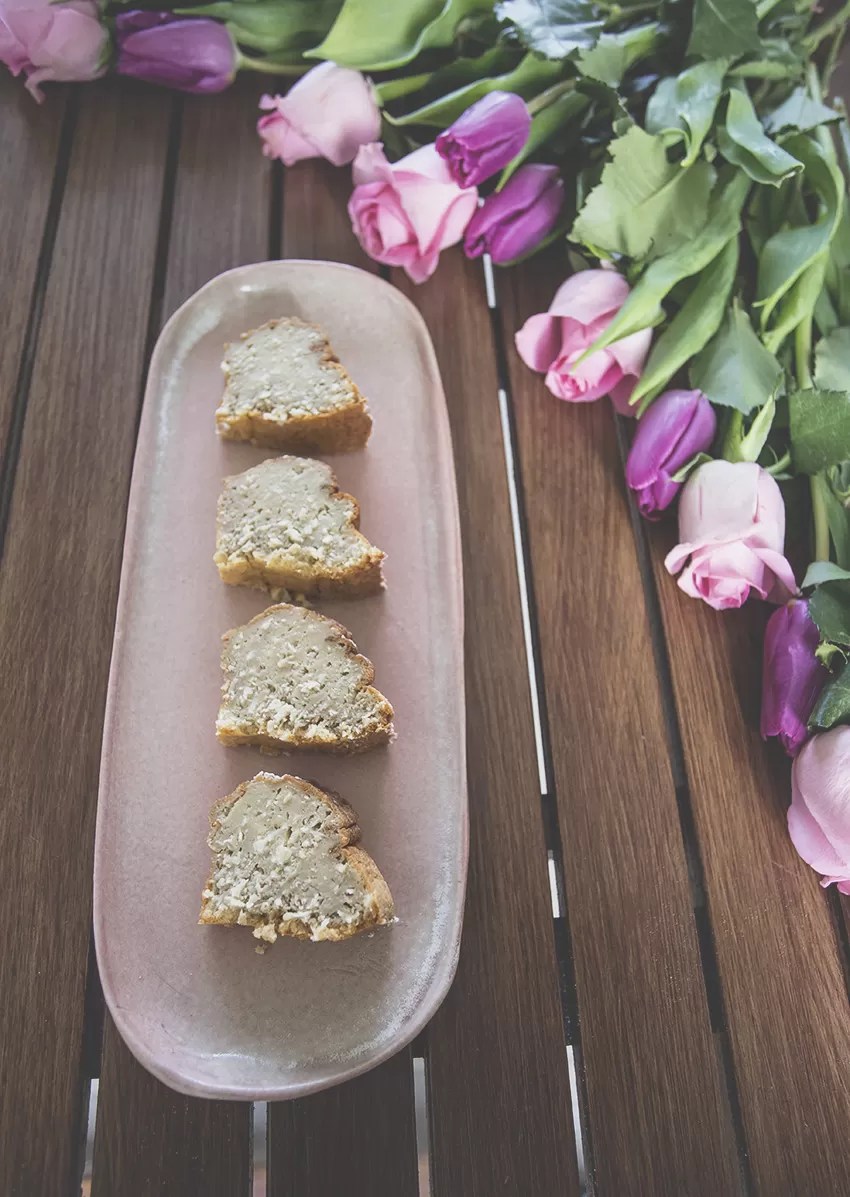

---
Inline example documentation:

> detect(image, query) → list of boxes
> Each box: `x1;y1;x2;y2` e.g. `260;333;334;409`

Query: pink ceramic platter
94;261;468;1100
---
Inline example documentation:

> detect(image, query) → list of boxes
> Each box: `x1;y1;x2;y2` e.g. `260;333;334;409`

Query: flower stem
811;475;832;561
237;51;306;77
795;316;813;389
526;79;575;116
766;451;792;475
804;0;850;52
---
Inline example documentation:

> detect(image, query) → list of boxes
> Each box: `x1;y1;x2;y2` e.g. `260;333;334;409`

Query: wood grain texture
160;78;272;318
263;161;421;1197
649;521;850;1196
395;253;582;1197
267;1051;418;1197
92;1022;251;1197
500;260;742;1196
0;80;171;1197
0;74;65;463
91;81;268;1196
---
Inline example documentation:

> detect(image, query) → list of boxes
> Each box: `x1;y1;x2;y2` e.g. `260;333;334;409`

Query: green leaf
575;23;660;87
817;472;850;570
645;60;728;168
809;579;850;644
803;561;850;587
307;0;489;70
816;641;847;669
717;89;803;186
389;51;562;126
762;252;828;354
687;0;759;61
723;392;777;461
499;90;589;184
583;169;751;353
690;301;783;412
809;660;850;731
183;0;342;50
756;134;845;328
571;126;714;261
764;87;840;135
629;236;738;406
815;327;850;391
495;0;604;58
789;388;850;474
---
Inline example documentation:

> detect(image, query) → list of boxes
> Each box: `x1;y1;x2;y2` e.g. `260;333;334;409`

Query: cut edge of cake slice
199;772;394;944
216;603;394;755
215;317;372;453
214;455;384;598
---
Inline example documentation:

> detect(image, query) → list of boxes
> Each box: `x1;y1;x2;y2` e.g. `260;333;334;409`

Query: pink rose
348;142;478;284
664;461;797;611
514;269;651;412
0;0;107;100
788;726;850;894
258;63;380;168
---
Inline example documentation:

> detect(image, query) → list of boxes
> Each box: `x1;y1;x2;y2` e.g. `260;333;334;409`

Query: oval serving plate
94;261;467;1100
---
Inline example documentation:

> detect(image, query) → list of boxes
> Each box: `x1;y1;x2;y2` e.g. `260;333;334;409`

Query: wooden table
3;71;850;1197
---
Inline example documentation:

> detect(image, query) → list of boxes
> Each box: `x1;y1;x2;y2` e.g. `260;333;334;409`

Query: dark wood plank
92;1024;252;1197
0;79;171;1197
91;79;269;1196
263;161;420;1197
161;78;272;318
500;259;742;1196
395;255;582;1196
268;1051;418;1197
0;74;65;463
649;524;850;1196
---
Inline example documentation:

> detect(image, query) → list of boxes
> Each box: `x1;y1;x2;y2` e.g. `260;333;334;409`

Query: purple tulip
463;165;564;264
436;91;531;187
115;11;236;94
761;600;829;756
625;389;716;519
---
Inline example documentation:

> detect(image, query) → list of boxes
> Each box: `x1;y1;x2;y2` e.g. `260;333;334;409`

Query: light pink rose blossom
514;269;651;413
258;63;381;167
788;726;850;894
0;0;107;100
665;461;797;611
348;142;478;284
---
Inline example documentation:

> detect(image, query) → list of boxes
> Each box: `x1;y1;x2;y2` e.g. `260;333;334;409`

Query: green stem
237;51;306;77
756;0;784;18
766;451;791;475
811;475;832;561
526;79;575;116
795;317;813;389
804;0;850;52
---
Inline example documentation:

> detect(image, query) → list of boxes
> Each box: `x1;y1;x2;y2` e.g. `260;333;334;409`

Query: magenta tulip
436;90;531;187
625;389;716;519
463;164;564;264
761;600;828;756
115;11;236;94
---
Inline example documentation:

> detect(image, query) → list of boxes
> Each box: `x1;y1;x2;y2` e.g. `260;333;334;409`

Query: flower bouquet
5;0;850;890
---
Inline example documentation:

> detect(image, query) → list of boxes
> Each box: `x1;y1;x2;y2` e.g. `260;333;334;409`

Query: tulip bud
435;91;531;187
115;11;236;94
761;599;829;756
625;389;716;519
463;164;563;264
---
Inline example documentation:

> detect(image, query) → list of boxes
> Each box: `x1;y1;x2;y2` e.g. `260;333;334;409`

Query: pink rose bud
435;90;531;187
514;269;652;412
761;600;828;757
788;725;850;893
258;63;381;167
463;164;564;264
664;461;797;610
625;389;716;519
0;0;107;101
348;142;478;284
116;12;235;94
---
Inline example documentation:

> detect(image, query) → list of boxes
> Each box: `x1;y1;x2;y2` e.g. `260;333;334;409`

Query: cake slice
216;603;393;753
215;456;384;597
216;317;371;452
199;772;394;943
